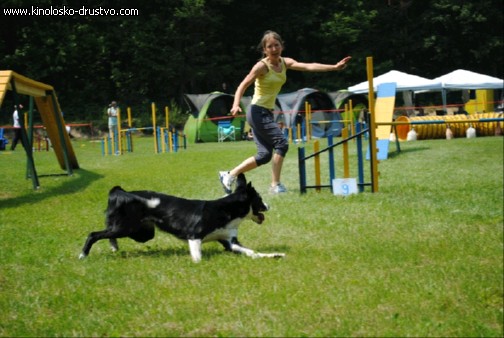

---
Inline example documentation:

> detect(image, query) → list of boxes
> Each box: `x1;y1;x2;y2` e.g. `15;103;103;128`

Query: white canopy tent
348;69;503;113
347;70;441;94
433;69;504;90
348;70;442;115
432;69;503;112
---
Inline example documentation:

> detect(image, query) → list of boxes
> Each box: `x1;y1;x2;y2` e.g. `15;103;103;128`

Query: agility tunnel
395;113;503;140
183;92;246;143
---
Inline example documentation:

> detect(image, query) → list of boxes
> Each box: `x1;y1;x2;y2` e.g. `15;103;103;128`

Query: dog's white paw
255;252;285;259
78;253;87;260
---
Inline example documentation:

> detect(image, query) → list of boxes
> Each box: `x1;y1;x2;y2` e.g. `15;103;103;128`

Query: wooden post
127;107;132;128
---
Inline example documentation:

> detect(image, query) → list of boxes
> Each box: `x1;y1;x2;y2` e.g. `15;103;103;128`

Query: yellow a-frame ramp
0;71;79;188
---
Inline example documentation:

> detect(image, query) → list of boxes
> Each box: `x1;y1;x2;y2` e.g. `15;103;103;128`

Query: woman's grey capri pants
247;104;289;166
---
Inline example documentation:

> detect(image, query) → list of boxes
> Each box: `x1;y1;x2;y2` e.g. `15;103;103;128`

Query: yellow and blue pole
342;127;350;178
366;56;379;192
117;108;122;155
152;102;157;153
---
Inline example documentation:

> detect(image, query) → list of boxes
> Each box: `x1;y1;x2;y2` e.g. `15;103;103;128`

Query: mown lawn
0;134;502;337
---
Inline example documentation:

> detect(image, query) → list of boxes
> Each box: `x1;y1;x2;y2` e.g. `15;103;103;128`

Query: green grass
1;135;503;337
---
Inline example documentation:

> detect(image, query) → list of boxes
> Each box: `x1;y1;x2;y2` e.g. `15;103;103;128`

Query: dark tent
330;90;369;110
183;92;246;143
329;90;369;121
277;88;342;137
241;96;283;128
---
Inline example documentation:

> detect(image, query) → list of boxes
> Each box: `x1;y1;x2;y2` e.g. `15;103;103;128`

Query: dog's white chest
202;218;242;243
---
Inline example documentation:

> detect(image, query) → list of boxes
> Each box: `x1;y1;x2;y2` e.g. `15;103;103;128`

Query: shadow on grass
119;243;290;260
120;246;190;259
0;168;103;209
387;144;430;159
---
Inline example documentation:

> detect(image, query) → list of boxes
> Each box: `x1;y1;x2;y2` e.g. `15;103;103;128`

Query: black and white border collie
79;174;285;262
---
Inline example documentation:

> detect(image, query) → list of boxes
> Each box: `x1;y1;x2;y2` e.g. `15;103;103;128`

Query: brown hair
257;30;284;56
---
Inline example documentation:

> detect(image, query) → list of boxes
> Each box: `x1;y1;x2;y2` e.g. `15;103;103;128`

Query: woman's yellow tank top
251;57;286;109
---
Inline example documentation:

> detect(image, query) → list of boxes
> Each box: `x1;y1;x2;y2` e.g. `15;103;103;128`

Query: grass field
0;134;503;337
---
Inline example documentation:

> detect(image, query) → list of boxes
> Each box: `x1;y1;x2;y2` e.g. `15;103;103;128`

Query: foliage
0;135;503;336
0;0;502;124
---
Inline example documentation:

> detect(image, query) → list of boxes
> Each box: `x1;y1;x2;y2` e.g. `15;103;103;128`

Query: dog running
79;174;285;262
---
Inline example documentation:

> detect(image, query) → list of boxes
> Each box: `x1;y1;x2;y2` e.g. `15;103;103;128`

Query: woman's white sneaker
219;171;236;194
269;183;287;194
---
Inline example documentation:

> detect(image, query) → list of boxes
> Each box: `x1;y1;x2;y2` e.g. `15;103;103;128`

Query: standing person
107;101;119;154
219;30;351;194
107;101;119;138
10;104;23;151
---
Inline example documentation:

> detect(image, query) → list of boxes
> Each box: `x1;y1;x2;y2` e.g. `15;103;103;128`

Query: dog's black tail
108;186;160;209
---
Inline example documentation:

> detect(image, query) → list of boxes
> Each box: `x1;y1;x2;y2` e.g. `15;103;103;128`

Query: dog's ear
108;187;157;210
235;173;247;191
108;186;131;207
110;186;124;193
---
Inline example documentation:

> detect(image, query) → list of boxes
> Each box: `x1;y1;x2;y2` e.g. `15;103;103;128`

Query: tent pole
442;89;447;113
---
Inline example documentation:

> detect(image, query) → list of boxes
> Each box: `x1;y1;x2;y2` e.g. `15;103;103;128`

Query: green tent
329;90;369;121
183;92;246;143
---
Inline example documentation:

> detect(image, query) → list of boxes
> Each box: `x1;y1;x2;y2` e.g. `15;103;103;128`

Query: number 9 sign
332;178;358;196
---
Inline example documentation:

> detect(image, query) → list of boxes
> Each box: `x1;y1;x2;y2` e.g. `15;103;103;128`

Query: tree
0;0;501;125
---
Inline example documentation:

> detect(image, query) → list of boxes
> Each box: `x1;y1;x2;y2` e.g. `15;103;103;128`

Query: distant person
10;104;23;151
295;113;304;127
62;111;71;135
107;101;119;138
245;129;254;141
219;30;351;194
221;82;230;94
278;121;286;134
455;106;468;115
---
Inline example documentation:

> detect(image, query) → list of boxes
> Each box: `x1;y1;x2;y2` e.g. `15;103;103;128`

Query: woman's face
263;37;283;59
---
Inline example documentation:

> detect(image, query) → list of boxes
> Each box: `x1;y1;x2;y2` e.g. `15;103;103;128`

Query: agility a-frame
0;70;79;189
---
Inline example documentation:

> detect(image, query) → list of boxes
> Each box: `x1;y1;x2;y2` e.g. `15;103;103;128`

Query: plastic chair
217;121;236;142
0;128;9;150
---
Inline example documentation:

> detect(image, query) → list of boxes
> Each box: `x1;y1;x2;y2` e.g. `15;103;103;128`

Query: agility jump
298;57;380;194
101;102;186;156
